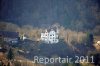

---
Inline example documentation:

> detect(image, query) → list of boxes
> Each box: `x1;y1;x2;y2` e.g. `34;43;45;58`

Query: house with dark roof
0;31;19;44
0;47;7;53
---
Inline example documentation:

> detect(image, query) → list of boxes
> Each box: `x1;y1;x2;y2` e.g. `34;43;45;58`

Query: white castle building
41;29;59;44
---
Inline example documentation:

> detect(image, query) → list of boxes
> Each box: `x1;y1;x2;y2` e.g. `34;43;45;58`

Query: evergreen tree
0;35;4;47
86;33;94;47
7;62;10;66
7;48;14;61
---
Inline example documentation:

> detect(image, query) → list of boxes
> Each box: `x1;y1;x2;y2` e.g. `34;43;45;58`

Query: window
50;35;52;36
45;34;47;36
53;37;55;39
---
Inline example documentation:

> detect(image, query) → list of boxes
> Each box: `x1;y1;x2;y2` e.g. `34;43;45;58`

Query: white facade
97;41;100;44
41;29;59;44
22;34;27;40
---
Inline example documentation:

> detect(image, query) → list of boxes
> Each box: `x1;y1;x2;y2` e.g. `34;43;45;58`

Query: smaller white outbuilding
97;41;100;46
97;41;100;44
